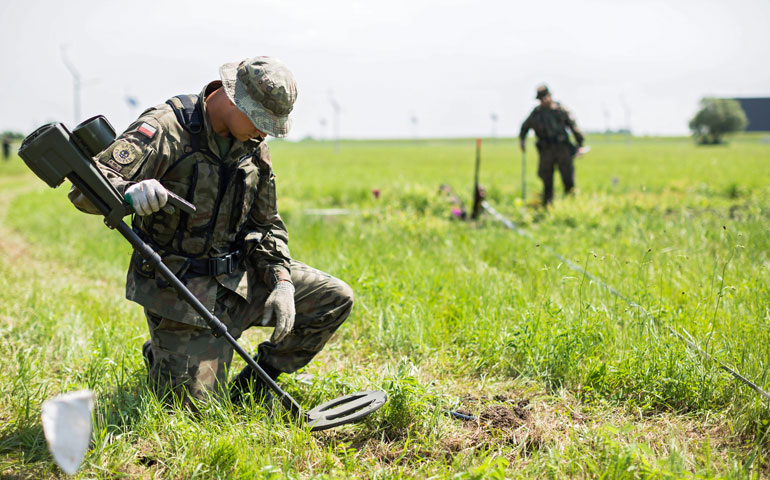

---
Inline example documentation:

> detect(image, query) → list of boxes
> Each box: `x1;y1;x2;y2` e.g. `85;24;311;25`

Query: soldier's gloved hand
125;179;173;216
263;281;296;343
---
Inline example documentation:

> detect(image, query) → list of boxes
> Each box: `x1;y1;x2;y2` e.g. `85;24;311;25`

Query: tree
1;130;25;141
689;97;747;145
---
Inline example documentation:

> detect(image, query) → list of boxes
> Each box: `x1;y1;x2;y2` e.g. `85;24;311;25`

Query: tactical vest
532;106;569;145
133;94;269;259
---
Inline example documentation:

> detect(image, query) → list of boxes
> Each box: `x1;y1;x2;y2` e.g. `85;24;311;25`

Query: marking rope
482;201;770;405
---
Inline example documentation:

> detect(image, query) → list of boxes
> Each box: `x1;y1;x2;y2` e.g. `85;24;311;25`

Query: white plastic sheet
41;390;94;475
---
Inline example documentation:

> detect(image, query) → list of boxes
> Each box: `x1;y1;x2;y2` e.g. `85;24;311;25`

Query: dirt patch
125;439;163;479
316;384;755;475
478;404;526;430
458;395;532;428
441;396;545;456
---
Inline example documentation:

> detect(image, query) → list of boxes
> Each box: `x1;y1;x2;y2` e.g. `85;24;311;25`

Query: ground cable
482;201;770;406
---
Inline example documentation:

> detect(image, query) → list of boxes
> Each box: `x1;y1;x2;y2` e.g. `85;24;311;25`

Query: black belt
185;250;243;277
537;136;566;146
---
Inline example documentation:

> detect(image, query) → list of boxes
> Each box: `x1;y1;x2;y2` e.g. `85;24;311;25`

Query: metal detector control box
19;116;195;226
19;117;130;226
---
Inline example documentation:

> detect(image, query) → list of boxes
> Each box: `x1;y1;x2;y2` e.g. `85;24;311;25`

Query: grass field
1;133;769;478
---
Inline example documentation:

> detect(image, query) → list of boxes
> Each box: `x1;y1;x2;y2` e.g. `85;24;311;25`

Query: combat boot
142;340;154;369
229;357;281;405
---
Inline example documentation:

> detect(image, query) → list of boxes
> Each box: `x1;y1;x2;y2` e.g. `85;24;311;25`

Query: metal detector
18;117;387;432
470;138;485;220
521;149;526;202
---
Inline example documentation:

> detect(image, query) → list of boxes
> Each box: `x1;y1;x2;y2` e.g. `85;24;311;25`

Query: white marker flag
41;390;95;475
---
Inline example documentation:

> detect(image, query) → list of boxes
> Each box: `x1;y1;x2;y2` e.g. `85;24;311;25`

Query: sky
1;0;768;139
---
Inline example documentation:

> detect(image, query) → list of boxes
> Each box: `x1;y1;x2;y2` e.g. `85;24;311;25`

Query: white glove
263;281;296;343
125;179;172;216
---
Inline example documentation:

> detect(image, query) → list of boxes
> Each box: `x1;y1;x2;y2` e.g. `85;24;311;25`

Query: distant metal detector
19;117;386;432
521;149;526;202
470;138;485;220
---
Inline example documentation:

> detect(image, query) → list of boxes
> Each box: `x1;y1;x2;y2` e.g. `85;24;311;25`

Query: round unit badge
112;141;139;165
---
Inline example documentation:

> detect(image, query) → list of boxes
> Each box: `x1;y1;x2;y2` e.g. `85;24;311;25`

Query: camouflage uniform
519;101;584;205
69;80;353;402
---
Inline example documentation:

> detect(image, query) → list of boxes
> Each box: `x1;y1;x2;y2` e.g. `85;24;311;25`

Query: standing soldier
519;85;584;206
68;57;354;406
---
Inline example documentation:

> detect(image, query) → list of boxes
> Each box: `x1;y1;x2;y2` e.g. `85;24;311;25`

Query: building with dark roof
733;98;770;132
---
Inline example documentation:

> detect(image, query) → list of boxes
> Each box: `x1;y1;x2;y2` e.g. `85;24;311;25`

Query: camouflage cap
536;84;550;100
219;57;297;138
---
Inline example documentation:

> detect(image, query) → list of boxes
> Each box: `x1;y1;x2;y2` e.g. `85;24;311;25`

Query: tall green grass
1;135;768;478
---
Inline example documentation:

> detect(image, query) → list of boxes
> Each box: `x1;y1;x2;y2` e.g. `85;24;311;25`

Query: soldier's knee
334;278;354;311
323;277;354;329
342;279;355;303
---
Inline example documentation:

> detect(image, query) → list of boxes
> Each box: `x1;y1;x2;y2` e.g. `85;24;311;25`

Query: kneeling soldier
69;57;353;405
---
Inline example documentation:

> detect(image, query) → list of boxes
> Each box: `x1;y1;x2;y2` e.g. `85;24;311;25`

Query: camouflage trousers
537;143;574;205
145;260;353;402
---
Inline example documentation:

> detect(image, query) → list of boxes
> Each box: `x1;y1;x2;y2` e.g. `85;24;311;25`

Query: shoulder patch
137;122;157;139
105;158;123;172
112;140;140;165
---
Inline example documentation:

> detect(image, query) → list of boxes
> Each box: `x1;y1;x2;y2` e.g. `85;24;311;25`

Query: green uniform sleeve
519;110;534;141
243;142;292;288
564;108;584;147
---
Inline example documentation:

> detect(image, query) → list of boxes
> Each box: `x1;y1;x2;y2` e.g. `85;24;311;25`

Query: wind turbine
60;45;81;125
328;90;341;152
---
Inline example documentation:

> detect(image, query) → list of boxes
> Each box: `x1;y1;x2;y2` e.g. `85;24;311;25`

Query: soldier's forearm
244;225;292;288
262;263;292;289
573;131;584;146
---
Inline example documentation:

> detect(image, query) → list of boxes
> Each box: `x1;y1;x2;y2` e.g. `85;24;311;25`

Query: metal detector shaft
471;138;482;220
67;174;304;419
521;149;526;202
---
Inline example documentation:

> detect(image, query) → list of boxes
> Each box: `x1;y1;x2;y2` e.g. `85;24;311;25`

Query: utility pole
602;103;611;141
490;112;498;138
319;117;327;141
620;95;632;145
329;91;340;152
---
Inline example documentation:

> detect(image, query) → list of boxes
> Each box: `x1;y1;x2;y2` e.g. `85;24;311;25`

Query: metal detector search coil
307;390;387;431
19;116;195;223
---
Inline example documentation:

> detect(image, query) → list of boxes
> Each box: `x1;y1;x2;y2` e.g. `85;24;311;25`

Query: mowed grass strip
0;135;768;478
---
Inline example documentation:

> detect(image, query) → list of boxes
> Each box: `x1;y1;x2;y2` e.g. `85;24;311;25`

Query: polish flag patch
137;122;157;139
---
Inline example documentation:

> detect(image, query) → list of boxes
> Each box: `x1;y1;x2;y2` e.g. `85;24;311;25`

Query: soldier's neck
205;88;232;137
